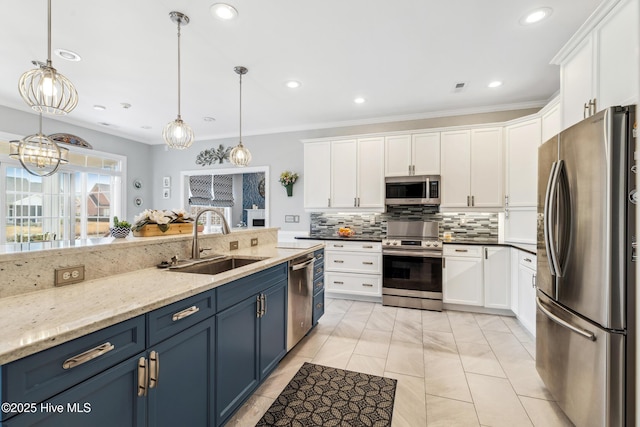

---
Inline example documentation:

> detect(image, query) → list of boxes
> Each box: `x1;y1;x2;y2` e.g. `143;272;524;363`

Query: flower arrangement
133;208;193;232
279;171;299;186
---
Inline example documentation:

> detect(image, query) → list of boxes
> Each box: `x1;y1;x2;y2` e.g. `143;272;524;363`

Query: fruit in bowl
337;227;355;237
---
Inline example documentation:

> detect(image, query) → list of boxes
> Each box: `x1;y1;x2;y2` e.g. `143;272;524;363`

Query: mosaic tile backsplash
310;207;498;241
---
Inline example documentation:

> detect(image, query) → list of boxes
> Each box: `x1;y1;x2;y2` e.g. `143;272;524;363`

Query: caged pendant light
9;113;69;177
163;11;194;150
229;66;252;167
18;0;78;115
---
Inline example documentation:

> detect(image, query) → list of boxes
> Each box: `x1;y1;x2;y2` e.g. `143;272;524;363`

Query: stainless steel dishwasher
287;254;315;351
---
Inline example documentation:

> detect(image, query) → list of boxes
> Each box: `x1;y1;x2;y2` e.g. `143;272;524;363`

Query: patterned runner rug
256;362;397;426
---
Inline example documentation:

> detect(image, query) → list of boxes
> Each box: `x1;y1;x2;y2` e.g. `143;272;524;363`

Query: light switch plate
55;265;85;286
251;238;258;247
230;241;239;250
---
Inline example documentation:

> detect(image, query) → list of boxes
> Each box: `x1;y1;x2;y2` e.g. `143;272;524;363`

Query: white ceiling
0;0;602;145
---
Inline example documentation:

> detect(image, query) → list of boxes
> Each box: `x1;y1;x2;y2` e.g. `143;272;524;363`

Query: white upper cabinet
505;118;541;208
541;99;561;143
356;137;385;208
303;141;331;209
330;139;358;208
441;128;503;208
385;133;440;177
555;0;639;130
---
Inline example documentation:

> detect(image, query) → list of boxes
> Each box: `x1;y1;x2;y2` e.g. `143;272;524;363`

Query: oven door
382;250;442;299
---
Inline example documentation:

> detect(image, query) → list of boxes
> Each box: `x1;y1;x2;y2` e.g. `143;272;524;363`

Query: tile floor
225;299;574;426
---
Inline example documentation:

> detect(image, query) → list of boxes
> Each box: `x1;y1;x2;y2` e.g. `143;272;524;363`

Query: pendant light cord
46;0;52;66
239;72;243;143
177;20;182;119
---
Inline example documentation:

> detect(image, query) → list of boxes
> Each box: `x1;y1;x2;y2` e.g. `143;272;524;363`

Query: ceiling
0;0;602;145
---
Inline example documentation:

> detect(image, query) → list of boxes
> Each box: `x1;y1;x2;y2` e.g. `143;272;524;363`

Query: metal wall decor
196;144;232;166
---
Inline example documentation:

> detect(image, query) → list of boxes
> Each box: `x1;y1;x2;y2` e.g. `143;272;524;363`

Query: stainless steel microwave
385;175;440;206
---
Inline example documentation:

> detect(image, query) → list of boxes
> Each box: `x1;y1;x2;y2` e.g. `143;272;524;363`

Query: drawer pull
316;281;324;288
524;258;532;263
362;261;374;265
334;260;345;263
315;254;324;260
316;267;323;273
63;342;115;370
316;303;323;309
334;244;344;248
455;249;468;253
172;305;200;322
334;281;344;285
362;283;374;287
149;351;160;389
363;245;373;249
137;356;148;397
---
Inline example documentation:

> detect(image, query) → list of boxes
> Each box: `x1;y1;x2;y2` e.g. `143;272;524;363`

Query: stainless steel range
382;220;442;311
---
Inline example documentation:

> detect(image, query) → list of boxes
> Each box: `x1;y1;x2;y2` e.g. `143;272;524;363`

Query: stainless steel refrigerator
536;105;636;427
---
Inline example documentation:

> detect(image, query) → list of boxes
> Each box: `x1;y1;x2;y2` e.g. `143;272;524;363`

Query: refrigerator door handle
543;161;558;276
547;160;564;277
536;296;596;341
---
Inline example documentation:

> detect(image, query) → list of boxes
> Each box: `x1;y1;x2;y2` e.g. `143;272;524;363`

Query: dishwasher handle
290;258;315;271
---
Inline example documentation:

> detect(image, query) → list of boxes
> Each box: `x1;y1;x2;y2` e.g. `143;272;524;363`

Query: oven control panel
382;239;442;249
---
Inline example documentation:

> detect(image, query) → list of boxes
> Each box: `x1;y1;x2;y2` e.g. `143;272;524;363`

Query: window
1;140;125;247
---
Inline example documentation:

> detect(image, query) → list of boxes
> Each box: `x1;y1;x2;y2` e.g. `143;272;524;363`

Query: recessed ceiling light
286;80;301;89
210;3;238;20
488;81;503;88
203;116;216;122
520;7;553;25
54;48;81;61
120;103;132;109
93;105;106;111
354;97;366;104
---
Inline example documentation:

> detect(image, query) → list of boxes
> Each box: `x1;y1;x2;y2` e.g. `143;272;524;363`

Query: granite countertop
0;243;323;365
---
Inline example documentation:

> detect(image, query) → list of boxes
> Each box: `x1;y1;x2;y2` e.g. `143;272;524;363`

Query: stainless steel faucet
192;208;231;259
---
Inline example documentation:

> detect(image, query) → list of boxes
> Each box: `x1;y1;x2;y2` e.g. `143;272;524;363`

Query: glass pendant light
163;11;194;150
18;0;78;115
9;113;69;177
229;66;252;167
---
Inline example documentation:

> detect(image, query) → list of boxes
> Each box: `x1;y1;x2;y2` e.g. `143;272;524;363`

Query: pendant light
163;11;194;150
229;66;252;166
18;0;78;115
9;113;69;177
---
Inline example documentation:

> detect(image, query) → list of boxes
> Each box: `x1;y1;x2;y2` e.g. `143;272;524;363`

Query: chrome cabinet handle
262;294;267;317
362;261;374;265
316;281;324;289
484;248;488;260
354;197;357;207
334;281;344;285
316;302;323;309
362;283;373;287
467;195;470;206
524;258;532;263
363;245;373;249
138;357;148;397
334;260;344;263
471;195;475;206
172;305;200;322
328;198;331;207
584;102;589;119
149;351;159;389
63;342;115;370
455;249;468;253
536;297;595;341
333;244;344;248
256;295;261;318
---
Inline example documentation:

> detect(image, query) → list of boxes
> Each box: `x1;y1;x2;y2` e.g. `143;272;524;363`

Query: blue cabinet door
215;295;259;425
259;280;287;379
147;317;215;427
3;355;145;427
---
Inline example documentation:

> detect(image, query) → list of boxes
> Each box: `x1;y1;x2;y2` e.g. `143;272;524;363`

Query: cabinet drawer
443;245;482;258
313;276;325;293
518;251;537;269
1;316;145;409
313;260;324;282
325;272;381;296
313;249;325;263
217;263;288;312
312;289;325;326
325;241;382;252
147;289;216;346
325;252;381;274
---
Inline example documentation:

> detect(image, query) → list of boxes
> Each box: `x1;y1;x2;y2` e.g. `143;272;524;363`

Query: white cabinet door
503;208;537;244
541;102;561;143
385;135;412;177
483;247;510;309
596;0;639;110
330;139;357;208
443;255;483;306
357;137;385;208
510;249;520;315
470;128;503;208
505;119;540;208
412;132;441;175
561;36;594;130
303;142;331;209
518;264;537;336
440;130;471;208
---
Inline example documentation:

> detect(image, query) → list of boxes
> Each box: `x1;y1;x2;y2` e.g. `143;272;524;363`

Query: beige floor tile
346;354;386;377
457;342;506;378
311;335;358;369
325;298;353;313
522;340;536;360
426;394;480;427
366;308;397;332
224;393;274;426
385;371;427;427
253;354;312;399
467;373;533;427
483;330;533;363
423;330;459;360
386;341;425;377
503;316;535;343
347;300;376;315
424;355;473;402
396;306;423;323
474;313;512;333
392;320;423;345
422;310;453;333
354;328;392;359
501;359;554;400
287;328;330;358
448;311;488;345
331;318;367;339
519;396;574;427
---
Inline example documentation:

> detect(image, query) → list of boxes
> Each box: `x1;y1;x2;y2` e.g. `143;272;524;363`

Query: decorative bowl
337;227;355;237
110;226;131;238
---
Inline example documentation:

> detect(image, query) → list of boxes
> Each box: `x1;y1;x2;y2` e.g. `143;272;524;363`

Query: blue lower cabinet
313;289;325;326
4;354;146;427
216;278;287;426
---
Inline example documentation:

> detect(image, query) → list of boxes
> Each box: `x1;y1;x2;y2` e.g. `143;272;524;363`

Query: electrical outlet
230;241;239;250
251;238;258;247
55;266;85;286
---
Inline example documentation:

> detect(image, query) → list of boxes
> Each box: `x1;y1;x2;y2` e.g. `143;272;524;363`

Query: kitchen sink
168;255;266;275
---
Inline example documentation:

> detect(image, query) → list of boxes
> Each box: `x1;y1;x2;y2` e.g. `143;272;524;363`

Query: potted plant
110;216;132;238
279;171;299;197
